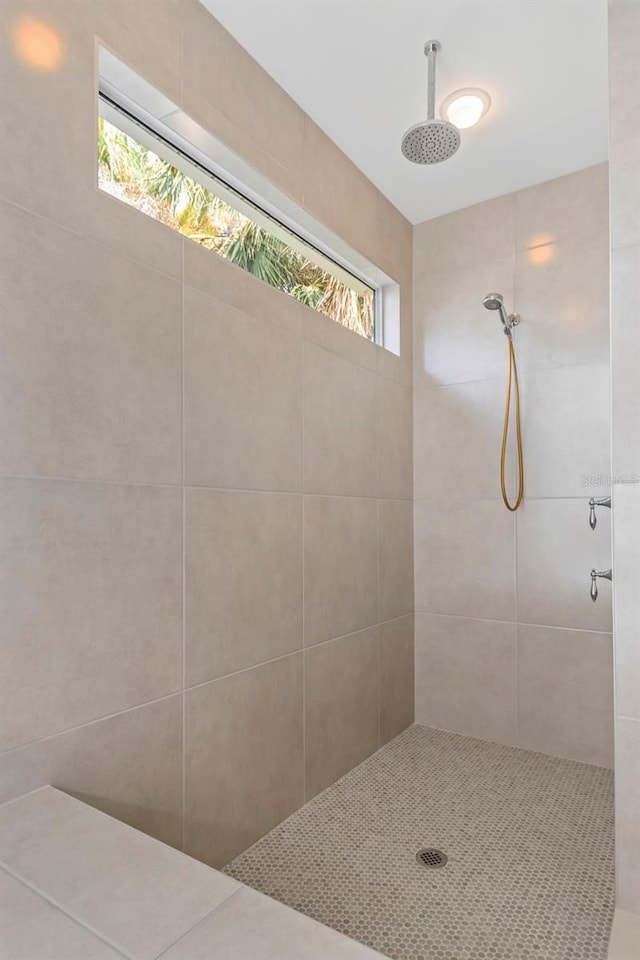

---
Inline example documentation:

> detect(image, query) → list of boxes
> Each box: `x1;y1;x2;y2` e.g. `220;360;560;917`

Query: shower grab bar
588;496;611;530
590;568;612;602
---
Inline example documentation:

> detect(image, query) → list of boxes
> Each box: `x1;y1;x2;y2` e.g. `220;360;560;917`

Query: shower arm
425;41;439;120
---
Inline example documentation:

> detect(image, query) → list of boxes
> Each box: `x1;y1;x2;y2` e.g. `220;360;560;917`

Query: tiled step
0;786;385;960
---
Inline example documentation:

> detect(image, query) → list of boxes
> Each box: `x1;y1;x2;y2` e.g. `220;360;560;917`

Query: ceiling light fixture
440;88;491;130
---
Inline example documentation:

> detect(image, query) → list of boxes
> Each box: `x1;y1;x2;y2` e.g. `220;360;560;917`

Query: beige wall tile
0;696;183;848
514;163;609;251
518;624;614;767
514;230;610;371
305;628;379;799
0;201;182;484
377;376;412;500
185;654;304;868
414;499;516;621
181;0;304;204
415;614;517;745
184;286;302;491
608;0;640;169
611;245;640;477
303;496;378;647
302;307;378;373
413;194;514;276
612;484;640;721
301;118;378;262
183;240;304;338
516;498;612;632
0;870;125;960
614;717;640;913
160;886;386;960
185;488;302;686
610;163;640;249
607;909;640;960
378;500;413;622
413;257;515;388
0;1;96;233
375;195;412;284
303;343;377;497
379;616;414;745
521;363;610;498
414;379;511;501
0;787;239;960
0;478;182;750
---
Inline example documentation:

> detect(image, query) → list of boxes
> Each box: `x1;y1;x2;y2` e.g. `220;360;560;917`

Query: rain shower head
401;41;461;165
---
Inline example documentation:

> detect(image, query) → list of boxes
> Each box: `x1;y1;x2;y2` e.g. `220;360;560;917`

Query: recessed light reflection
12;16;64;70
526;234;557;265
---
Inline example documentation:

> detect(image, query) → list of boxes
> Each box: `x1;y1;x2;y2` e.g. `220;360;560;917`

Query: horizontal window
98;109;376;340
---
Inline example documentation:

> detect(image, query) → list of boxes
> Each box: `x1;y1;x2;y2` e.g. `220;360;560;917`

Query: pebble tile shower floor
225;725;615;960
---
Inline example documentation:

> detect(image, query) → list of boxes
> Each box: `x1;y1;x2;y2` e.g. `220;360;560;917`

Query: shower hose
501;332;524;511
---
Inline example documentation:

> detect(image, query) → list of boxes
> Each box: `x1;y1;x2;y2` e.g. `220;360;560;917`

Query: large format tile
0;696;183;848
185;655;303;869
379;616;414;745
185;488;302;685
612;484;640;721
518;624;614;767
413;257;515;387
0;788;239;960
0;868;125;960
303;342;377;497
414;378;512;501
183;239;304;338
0;202;182;483
607;908;640;960
414;499;516;620
517;498;612;632
414;614;517;744
615;717;640;914
521;363;610;498
378;500;413;622
305;628;379;799
0;2;96;233
160;886;385;960
182;0;304;204
611;245;640;477
184;287;302;491
413;193;514;276
303;496;377;646
376;375;412;500
0;478;182;750
514;229;610;371
514;163;608;251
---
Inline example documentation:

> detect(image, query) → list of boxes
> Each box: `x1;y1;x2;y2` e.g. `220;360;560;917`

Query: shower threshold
225;725;614;960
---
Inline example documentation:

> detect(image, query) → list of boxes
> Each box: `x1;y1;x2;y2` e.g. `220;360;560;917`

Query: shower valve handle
588;496;611;530
590;568;612;602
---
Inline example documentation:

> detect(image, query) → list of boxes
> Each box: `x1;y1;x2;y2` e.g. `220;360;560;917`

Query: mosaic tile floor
225;725;615;960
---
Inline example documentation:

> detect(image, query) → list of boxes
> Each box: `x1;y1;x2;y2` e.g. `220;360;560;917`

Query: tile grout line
0;862;135;960
153;886;245;960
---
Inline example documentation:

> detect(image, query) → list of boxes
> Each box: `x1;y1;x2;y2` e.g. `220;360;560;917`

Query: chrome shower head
483;292;519;334
401;41;461;165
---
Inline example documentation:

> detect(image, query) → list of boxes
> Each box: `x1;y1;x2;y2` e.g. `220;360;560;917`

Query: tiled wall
0;0;414;868
413;163;613;768
609;0;640;916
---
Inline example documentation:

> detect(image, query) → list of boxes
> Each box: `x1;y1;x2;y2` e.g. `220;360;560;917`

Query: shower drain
415;847;448;868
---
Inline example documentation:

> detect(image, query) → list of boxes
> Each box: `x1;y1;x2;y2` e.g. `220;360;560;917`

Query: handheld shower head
483;292;510;331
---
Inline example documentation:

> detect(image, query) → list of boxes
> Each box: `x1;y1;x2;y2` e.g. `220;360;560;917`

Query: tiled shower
0;0;638;957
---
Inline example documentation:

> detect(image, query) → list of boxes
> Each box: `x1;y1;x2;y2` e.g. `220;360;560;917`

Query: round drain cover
416;848;447;868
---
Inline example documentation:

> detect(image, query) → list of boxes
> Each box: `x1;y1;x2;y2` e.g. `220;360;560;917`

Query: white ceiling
200;0;609;225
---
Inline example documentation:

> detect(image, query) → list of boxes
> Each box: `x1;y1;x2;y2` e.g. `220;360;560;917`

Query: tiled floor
226;725;615;960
